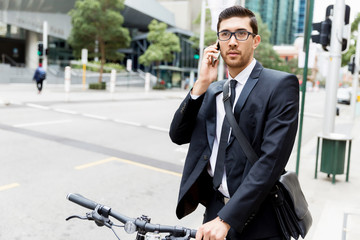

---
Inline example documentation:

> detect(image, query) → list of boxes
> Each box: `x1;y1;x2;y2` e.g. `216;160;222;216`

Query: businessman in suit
169;5;299;240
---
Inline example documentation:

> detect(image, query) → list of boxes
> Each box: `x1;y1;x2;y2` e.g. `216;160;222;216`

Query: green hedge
152;84;166;90
89;82;106;90
71;61;125;73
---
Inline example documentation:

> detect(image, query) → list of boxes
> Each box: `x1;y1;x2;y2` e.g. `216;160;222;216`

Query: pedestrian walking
169;5;299;240
32;63;46;94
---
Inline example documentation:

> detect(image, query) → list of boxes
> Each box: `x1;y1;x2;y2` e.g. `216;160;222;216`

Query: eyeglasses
217;30;256;41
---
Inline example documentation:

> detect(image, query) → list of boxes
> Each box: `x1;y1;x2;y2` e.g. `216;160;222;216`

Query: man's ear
253;35;261;50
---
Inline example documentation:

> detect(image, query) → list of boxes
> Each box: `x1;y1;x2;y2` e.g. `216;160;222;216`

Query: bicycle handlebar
67;193;197;239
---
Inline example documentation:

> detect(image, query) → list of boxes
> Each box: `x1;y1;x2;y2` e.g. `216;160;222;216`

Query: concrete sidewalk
1;83;360;240
293;117;360;240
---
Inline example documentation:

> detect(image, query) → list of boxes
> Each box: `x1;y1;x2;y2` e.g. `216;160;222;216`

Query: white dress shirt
208;59;257;198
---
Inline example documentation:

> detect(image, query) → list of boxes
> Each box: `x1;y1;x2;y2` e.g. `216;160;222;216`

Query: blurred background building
0;0;310;85
245;0;306;45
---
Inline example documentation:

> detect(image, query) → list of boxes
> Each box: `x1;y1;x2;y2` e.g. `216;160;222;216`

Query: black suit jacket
169;62;299;239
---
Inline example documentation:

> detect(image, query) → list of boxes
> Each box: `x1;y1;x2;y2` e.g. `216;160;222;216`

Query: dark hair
217;5;258;35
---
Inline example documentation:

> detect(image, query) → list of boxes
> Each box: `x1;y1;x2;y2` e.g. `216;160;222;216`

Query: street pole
42;21;48;72
197;0;206;75
296;0;314;175
81;49;88;90
110;69;116;100
323;0;345;136
351;23;360;119
64;66;71;102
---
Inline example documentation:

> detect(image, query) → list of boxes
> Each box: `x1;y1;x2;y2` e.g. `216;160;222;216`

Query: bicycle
66;193;197;240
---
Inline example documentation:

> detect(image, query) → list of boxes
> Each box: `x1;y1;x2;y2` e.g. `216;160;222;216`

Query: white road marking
25;103;50;110
82;113;108;120
146;125;169;132
13;119;73;128
23;103;167;132
53;108;78;115
113;119;142;127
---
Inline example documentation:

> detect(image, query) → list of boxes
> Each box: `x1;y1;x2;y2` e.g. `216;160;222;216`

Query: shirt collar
229;58;257;85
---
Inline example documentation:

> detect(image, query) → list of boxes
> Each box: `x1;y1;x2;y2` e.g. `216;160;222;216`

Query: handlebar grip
67;193;98;210
190;229;197;238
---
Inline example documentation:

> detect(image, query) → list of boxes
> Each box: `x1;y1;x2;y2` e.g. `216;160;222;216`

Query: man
33;63;46;94
169;5;299;240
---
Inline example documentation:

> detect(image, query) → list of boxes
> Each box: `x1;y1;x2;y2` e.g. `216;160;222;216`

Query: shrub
89;82;106;90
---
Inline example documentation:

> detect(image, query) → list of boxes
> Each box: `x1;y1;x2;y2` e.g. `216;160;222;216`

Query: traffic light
348;55;355;74
194;48;200;60
312;5;350;52
311;18;332;51
37;42;43;56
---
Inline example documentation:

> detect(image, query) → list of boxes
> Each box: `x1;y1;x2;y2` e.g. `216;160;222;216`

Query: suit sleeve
218;73;299;233
169;92;205;145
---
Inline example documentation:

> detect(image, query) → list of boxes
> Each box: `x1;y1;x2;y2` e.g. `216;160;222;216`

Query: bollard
110;69;116;98
64;66;71;101
145;72;150;92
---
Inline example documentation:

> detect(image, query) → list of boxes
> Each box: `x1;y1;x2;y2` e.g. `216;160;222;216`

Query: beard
221;50;253;72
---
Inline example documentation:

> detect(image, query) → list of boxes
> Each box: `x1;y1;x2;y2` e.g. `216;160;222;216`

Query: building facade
296;0;306;35
246;0;299;45
0;0;198;84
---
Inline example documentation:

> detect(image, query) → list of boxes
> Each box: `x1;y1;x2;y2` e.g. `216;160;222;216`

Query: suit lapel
229;62;263;144
233;61;263;117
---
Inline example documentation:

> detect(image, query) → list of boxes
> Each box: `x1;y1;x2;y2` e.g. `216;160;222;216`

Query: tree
139;20;181;84
68;0;131;82
342;13;360;67
190;8;218;48
253;13;284;70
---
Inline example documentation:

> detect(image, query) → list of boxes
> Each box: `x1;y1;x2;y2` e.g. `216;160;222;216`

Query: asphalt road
0;84;353;240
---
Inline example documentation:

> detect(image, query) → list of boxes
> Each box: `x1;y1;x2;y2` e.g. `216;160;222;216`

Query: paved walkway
1;83;360;240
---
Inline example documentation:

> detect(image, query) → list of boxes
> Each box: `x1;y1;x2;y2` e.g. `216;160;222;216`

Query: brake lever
66;215;89;221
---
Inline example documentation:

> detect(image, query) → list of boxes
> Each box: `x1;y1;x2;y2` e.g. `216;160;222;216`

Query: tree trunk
156;61;160;84
99;39;106;83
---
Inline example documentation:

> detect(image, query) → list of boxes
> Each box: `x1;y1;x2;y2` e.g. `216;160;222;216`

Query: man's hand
195;216;230;240
191;43;220;96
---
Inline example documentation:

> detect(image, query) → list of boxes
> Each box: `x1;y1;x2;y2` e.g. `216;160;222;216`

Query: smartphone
212;41;220;66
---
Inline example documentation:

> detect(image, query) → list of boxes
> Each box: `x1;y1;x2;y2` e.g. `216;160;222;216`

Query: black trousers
202;188;284;240
36;80;43;92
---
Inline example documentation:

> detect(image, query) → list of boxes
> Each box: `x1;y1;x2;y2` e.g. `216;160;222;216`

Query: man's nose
228;34;238;47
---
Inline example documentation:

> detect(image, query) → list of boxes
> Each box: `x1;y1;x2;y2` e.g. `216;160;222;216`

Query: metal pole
323;0;345;136
351;23;360;119
110;69;116;100
296;0;314;175
197;0;206;75
145;72;150;92
64;66;71;102
42;21;48;72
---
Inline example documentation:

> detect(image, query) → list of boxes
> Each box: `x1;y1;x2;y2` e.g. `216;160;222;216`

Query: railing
1;54;25;67
137;69;157;84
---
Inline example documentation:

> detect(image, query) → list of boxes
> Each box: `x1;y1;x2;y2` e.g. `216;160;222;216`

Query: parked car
337;87;351;105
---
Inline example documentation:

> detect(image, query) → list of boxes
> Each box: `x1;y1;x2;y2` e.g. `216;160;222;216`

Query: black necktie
213;79;237;189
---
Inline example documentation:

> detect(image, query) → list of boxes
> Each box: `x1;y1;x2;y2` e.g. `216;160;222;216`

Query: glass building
246;0;299;45
296;0;306;35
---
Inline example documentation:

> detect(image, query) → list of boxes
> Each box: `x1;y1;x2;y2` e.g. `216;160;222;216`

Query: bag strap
222;79;259;166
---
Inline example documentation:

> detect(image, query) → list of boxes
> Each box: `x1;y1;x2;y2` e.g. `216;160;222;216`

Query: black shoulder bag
222;80;312;240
